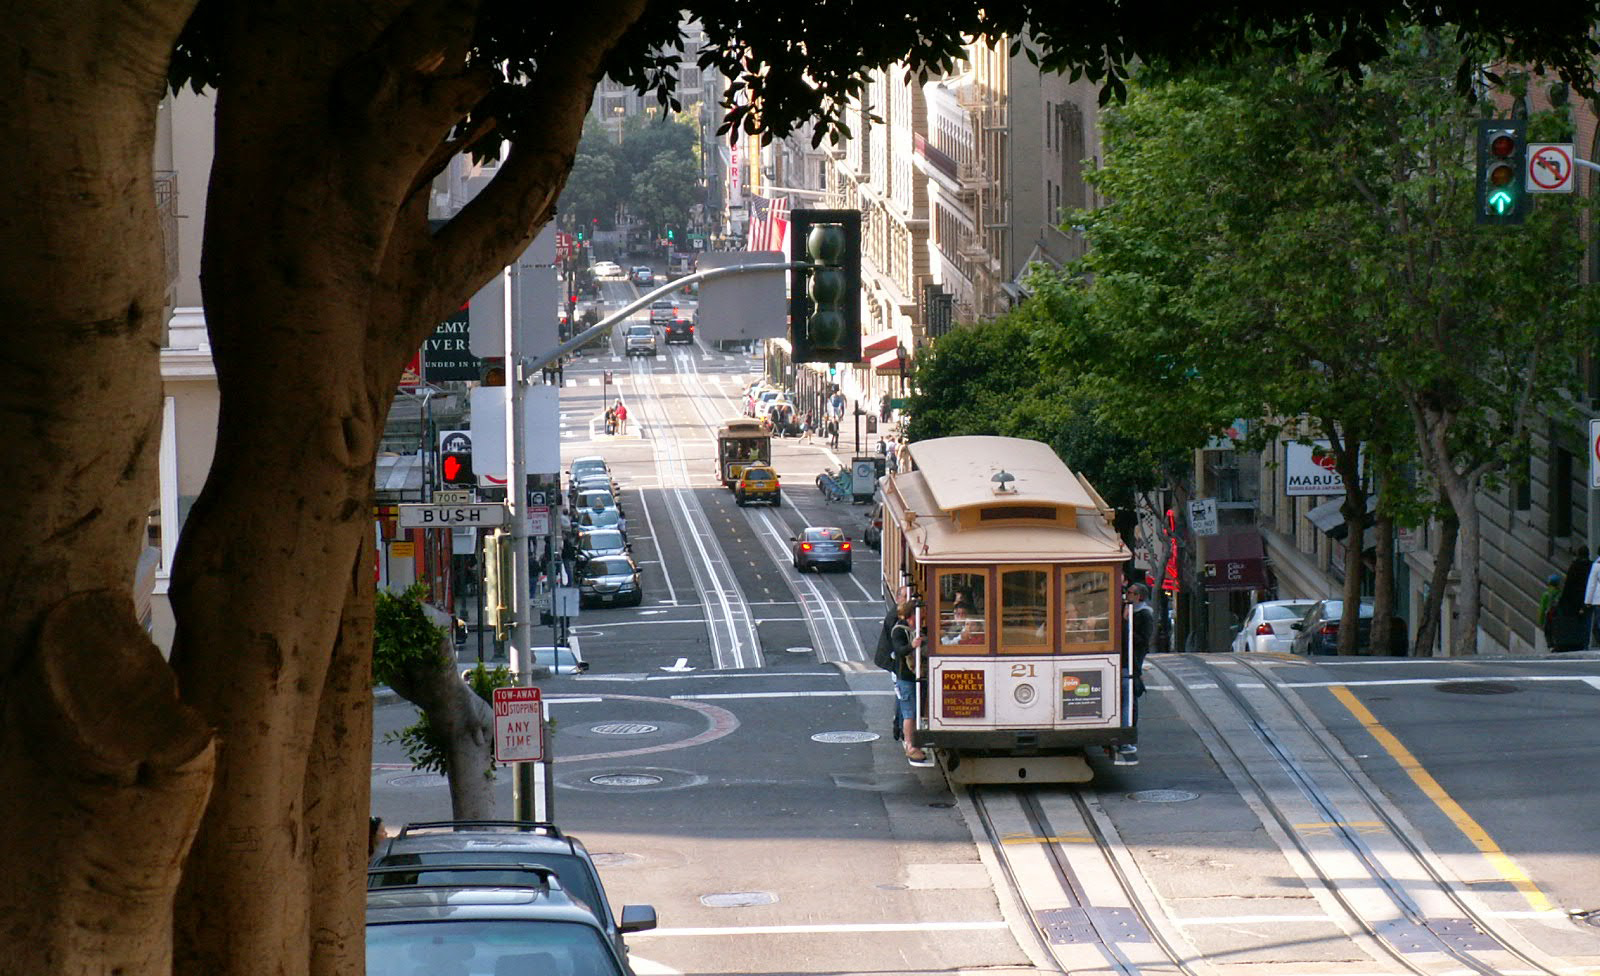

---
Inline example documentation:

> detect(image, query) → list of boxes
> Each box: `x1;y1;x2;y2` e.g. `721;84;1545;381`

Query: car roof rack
367;862;561;891
394;820;566;840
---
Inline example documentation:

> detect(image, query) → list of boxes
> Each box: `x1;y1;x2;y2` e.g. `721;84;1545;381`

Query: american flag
746;194;790;253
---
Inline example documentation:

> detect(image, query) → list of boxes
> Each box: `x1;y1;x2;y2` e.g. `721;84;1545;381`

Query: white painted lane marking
672;690;894;700
632;921;1008;937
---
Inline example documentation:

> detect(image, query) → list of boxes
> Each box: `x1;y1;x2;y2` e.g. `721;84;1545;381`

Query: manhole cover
786;645;813;654
811;731;880;743
1129;789;1200;803
589;773;664;787
700;891;778;908
591;722;660;735
1435;681;1519;695
389;773;449;788
590;852;643;868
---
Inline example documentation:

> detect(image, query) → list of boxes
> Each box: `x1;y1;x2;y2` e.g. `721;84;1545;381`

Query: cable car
714;417;771;488
880;435;1136;783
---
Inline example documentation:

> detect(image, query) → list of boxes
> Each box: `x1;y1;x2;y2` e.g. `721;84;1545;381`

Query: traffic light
667;228;676;242
1476;119;1528;226
788;209;861;364
482;529;512;640
441;449;474;486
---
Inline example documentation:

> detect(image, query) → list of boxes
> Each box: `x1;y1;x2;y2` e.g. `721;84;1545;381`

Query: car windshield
582;558;633;577
578;492;615;509
744;469;772;482
366;918;619;976
571;460;607;479
580;530;623;551
368;853;600;914
581;510;620;528
803;528;844;541
627;325;652;336
1264;605;1312;621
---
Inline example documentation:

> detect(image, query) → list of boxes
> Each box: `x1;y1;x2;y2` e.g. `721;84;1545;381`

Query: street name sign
492;687;543;762
398;503;508;528
432;490;472;504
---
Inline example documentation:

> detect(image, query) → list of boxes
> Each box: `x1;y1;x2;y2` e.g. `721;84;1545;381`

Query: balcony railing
153;171;178;290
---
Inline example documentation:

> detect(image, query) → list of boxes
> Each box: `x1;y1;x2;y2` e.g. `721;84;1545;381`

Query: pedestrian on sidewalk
1550;548;1590;651
614;399;628;435
800;411;815;444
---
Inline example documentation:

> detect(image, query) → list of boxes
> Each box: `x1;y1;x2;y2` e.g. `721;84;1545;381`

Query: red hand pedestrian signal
442;452;473;486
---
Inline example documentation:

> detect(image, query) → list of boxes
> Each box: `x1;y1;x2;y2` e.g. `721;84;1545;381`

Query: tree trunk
407;605;497;819
0;3;209;974
1442;477;1483;657
308;542;378;976
1371;507;1397;655
1414;510;1459;658
1336;443;1367;654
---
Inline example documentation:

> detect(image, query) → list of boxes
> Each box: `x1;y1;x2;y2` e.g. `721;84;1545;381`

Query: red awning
1201;532;1268;591
862;329;899;356
871;347;906;375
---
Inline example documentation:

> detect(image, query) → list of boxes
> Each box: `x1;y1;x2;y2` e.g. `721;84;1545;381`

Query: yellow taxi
734;463;782;507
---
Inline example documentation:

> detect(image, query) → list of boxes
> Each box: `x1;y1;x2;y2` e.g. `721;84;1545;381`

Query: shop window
1062;568;1113;650
935;570;988;651
999;566;1050;652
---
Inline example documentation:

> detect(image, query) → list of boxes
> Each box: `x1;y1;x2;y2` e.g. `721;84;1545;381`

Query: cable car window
1061;568;1113;650
999;567;1050;652
935;571;987;651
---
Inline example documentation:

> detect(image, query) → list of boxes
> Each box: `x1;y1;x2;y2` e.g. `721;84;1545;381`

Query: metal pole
476;543;485;664
503;267;539;822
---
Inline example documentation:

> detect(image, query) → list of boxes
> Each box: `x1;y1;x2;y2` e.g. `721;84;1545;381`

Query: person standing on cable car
890;601;933;766
1119;582;1155;763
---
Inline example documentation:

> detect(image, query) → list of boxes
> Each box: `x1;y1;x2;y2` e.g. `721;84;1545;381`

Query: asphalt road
372;277;1600;976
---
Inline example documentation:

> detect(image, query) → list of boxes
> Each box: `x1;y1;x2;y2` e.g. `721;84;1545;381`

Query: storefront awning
1201;531;1268;591
871;347;906;375
862;329;899;356
1305;494;1377;538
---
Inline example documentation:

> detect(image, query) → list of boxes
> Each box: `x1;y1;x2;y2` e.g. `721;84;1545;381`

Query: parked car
569;455;611;484
366;877;633;976
623;323;657;357
526;643;589;674
570;473;621;509
1231;600;1318;653
1290;599;1407;655
578;554;643;607
575;527;628;562
631;265;654;286
663;317;695;344
746;387;785;418
734;463;781;506
792;526;853;572
571;506;626;538
368;819;656;973
574;488;621;515
592;261;624;278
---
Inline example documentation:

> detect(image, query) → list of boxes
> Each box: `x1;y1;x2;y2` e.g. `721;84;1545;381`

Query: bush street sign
398;503;508;528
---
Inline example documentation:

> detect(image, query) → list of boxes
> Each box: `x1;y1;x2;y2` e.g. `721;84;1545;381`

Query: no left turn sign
1527;144;1575;194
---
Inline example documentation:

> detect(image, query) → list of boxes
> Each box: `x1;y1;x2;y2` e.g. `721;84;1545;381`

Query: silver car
578;555;643;608
1231;600;1317;653
624;323;657;357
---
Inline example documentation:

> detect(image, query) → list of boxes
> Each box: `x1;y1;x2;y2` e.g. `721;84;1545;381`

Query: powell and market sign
423;304;479;382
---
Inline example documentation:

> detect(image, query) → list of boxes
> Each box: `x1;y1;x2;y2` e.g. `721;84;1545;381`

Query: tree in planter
5;3;1598;976
372;584;511;818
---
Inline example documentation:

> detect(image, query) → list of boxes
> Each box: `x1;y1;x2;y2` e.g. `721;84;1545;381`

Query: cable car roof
887;436;1129;564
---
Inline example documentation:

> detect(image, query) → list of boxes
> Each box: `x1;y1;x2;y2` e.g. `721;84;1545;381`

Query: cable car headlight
1014;682;1037;705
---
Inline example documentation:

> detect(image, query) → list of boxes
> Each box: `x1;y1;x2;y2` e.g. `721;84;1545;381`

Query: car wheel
629;591;644;607
772;493;782;507
735;493;746;506
842;560;852;572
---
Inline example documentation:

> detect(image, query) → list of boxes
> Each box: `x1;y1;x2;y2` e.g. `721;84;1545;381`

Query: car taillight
800;543;813;551
841;542;852;551
1318;624;1338;636
1255;623;1274;635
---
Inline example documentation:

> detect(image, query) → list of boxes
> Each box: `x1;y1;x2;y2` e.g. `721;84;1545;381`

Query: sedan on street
791;526;853;572
1231;599;1317;653
578;554;643;607
575;528;627;562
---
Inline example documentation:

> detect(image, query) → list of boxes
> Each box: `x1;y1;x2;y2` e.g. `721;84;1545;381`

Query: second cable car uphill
880;436;1136;783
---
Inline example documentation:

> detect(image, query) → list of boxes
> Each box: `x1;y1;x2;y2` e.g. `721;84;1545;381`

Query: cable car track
1149;654;1568;976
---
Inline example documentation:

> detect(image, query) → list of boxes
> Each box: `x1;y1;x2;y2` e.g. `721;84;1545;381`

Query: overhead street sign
398;503;508;529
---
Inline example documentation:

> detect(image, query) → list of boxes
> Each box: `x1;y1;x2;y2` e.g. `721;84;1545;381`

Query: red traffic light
1489;134;1516;157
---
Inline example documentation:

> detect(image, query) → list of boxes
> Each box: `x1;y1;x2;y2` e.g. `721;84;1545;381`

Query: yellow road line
1329;685;1554;913
999;832;1094;845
